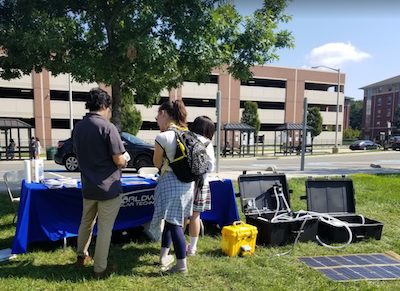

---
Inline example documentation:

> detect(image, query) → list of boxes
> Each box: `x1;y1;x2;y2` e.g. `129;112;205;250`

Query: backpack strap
168;127;188;163
159;126;188;180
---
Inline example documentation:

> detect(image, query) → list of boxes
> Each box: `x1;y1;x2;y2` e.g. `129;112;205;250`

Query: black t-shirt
73;113;125;200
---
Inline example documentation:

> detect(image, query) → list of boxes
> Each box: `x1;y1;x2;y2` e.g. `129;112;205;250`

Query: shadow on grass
0;242;166;281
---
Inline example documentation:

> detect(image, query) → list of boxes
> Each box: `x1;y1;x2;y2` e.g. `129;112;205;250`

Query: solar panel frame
298;253;400;282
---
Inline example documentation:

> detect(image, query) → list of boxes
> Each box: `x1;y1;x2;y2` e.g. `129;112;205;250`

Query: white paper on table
123;151;131;162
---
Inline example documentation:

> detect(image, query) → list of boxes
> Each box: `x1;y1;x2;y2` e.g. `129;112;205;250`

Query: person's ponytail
172;100;187;128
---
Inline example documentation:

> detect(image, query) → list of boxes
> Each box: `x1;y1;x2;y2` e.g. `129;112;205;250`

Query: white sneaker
163;264;188;275
160;255;174;271
186;244;196;256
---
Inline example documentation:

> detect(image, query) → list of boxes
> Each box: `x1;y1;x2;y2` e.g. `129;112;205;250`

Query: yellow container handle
233;221;244;227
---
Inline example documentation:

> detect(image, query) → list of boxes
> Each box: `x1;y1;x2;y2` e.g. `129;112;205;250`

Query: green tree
0;0;294;131
307;107;323;143
349;100;363;130
343;127;361;139
121;87;143;135
240;101;261;135
121;88;142;135
121;106;142;135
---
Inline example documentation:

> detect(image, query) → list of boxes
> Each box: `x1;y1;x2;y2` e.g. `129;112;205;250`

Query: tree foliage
349;100;363;130
121;88;142;135
122;105;142;135
0;0;294;131
307;107;323;139
343;127;361;139
240;101;261;135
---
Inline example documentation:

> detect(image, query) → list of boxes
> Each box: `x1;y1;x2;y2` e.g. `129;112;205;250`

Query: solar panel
298;252;400;282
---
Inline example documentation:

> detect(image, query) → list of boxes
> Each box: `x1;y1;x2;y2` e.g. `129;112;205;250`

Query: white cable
278;187;291;212
270;218;309;258
253;206;262;216
305;211;353;249
273;186;280;219
254;185;361;252
270;210;354;249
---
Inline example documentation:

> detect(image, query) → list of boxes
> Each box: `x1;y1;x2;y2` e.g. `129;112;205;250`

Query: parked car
349;140;381;151
390;136;400;150
54;132;155;171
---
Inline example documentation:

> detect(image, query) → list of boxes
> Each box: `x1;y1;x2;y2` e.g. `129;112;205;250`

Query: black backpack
166;127;210;182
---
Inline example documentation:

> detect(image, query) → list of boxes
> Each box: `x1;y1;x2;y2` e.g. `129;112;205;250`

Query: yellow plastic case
221;221;258;257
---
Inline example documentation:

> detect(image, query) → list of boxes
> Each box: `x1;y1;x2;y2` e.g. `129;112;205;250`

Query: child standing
185;116;215;255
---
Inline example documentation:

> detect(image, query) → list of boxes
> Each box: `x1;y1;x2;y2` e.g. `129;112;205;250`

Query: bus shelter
274;123;313;156
222;123;256;157
0;118;33;160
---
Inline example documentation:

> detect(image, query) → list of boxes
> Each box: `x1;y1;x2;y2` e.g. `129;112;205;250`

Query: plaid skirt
193;183;211;212
149;171;194;241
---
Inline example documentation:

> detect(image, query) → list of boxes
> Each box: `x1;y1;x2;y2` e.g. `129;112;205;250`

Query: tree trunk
111;82;122;133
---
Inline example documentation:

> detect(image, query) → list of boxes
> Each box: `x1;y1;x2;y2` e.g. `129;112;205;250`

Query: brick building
360;75;400;141
0;65;346;150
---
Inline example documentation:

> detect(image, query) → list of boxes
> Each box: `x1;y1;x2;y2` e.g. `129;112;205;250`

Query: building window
0;87;34;99
387;108;391;117
378;98;381;106
388;96;392;105
377;110;381;117
389;85;392;91
378;87;382;93
376;121;380;126
184;75;218;84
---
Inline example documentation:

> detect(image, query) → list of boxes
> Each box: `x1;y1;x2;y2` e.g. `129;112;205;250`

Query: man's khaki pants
77;194;121;273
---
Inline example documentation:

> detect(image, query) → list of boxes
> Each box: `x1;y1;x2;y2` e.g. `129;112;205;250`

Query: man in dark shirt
73;88;127;279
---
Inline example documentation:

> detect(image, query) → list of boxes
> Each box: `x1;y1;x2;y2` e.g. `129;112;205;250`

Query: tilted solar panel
298;253;400;282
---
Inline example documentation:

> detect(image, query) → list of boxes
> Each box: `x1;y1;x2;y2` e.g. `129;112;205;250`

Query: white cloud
306;42;371;68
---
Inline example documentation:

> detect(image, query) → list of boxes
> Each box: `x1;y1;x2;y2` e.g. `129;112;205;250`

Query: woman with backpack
149;100;194;275
184;116;215;256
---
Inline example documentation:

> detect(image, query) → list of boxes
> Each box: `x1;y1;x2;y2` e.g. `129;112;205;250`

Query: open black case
303;176;384;243
238;173;318;246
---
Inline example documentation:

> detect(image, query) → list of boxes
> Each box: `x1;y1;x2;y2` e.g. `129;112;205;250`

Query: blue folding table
12;177;239;254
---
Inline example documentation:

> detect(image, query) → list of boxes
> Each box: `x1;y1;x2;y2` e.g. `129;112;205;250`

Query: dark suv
391;136;400;150
54;132;155;171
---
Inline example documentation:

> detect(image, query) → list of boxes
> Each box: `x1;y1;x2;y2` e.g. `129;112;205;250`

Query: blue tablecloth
12;177;238;254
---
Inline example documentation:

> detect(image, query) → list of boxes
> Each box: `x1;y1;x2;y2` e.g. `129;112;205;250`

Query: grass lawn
1;173;400;290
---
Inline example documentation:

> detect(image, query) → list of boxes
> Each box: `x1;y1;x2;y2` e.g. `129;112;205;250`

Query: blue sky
234;0;400;100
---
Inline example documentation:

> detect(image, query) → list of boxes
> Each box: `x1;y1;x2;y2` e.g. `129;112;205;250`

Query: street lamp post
312;65;341;154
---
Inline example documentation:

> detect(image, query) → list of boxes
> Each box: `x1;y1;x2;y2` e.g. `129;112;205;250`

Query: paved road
1;149;400;193
213;148;400;179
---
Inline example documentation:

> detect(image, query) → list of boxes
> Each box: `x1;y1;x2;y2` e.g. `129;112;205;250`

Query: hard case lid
305;177;356;214
238;173;291;215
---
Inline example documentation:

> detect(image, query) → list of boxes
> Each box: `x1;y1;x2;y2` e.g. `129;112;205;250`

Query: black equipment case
238;173;318;246
303;176;384;243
